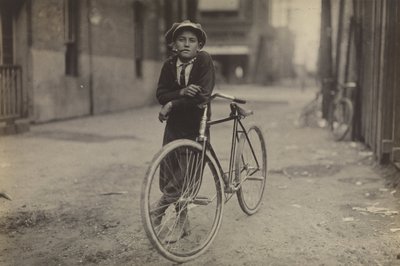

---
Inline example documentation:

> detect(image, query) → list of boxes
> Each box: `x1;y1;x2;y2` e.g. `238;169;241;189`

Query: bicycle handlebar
210;92;247;104
322;77;357;89
338;82;357;89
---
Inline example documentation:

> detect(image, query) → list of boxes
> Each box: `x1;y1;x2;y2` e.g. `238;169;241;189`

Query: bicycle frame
196;102;258;200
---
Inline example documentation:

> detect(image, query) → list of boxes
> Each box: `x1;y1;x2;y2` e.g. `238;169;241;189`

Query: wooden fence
0;65;25;123
320;0;400;167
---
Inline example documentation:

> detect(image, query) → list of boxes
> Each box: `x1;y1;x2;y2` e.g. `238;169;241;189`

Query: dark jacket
156;51;215;144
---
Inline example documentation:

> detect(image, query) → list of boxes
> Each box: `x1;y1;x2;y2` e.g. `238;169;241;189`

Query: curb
0;119;30;136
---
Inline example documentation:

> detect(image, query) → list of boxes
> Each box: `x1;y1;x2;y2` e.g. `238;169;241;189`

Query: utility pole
318;0;333;119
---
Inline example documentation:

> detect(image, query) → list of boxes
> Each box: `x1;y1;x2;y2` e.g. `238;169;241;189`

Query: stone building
0;0;165;126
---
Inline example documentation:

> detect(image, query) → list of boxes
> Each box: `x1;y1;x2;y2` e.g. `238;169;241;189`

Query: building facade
195;0;295;84
1;0;165;125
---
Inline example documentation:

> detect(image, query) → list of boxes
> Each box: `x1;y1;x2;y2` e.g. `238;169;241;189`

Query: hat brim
173;26;206;47
164;22;180;45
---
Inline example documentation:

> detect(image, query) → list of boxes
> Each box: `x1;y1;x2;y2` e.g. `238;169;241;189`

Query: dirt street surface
0;85;399;266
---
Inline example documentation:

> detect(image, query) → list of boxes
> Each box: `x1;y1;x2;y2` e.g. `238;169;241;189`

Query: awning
205;45;249;55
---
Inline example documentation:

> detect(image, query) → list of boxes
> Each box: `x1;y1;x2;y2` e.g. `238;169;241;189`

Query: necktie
179;63;189;87
178;57;196;87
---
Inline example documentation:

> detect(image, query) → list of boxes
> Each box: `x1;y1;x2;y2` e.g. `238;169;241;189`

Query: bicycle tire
141;139;224;263
329;98;354;141
235;125;267;215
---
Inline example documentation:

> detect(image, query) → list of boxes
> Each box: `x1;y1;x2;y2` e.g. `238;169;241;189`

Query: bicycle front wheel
330;98;353;141
141;139;224;263
235;125;267;215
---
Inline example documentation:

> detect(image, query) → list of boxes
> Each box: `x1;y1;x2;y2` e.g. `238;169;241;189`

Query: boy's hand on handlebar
158;102;173;122
179;85;201;97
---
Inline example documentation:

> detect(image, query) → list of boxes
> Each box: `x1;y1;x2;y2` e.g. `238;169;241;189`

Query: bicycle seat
233;103;253;117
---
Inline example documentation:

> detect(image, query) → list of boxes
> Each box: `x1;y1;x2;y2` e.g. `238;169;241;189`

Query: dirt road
0;85;399;265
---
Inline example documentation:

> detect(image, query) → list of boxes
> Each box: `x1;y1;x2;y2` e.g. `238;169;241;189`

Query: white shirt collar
176;57;196;67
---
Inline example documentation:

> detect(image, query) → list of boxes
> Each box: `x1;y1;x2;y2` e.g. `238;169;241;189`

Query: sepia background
1;0;400;265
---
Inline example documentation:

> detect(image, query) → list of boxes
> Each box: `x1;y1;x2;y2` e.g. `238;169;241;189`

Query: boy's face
174;30;201;61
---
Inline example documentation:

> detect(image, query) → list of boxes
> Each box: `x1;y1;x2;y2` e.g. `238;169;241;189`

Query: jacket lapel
166;56;179;84
188;56;199;85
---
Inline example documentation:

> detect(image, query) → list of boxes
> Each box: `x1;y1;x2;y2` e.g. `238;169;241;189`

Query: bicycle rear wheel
330;98;353;141
235;125;267;215
141;139;224;263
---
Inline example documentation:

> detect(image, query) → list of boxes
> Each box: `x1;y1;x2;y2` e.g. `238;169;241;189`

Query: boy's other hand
158;102;173;122
179;85;201;97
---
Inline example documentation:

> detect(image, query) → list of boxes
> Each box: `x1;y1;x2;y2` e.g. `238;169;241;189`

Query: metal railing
0;65;24;122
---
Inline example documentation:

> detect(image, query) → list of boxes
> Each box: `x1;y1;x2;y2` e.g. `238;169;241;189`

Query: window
0;8;14;65
64;0;79;76
198;0;239;11
198;0;240;17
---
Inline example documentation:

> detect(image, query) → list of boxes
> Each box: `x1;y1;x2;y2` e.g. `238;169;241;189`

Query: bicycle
329;81;356;141
140;92;267;263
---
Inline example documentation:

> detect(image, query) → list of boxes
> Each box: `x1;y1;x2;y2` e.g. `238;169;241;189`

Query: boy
153;20;215;242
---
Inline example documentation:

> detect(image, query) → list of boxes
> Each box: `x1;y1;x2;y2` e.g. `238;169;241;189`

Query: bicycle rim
141;139;224;263
235;125;267;215
330;99;353;141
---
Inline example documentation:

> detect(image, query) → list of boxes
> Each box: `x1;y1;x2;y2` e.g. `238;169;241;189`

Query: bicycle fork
197;104;208;174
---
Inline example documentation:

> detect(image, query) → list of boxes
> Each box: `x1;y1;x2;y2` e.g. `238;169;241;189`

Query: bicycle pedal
193;196;212;205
